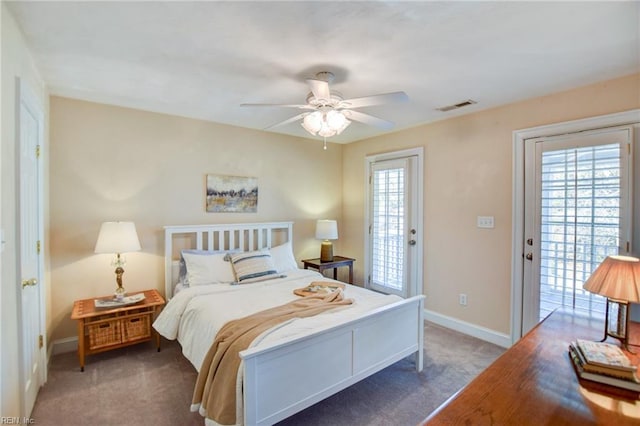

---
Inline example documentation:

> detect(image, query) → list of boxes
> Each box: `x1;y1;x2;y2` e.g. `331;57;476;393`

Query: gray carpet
32;322;504;426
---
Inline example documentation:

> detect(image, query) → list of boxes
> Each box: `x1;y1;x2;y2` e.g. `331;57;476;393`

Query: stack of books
568;339;640;392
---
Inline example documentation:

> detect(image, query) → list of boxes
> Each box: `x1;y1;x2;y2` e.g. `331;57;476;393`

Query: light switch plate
477;216;495;229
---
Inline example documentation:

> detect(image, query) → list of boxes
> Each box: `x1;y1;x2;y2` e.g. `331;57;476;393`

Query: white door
17;79;45;416
365;149;422;298
522;127;632;335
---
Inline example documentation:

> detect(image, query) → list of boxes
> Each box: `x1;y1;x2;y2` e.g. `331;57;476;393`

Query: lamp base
320;241;334;262
114;286;126;302
114;266;126;301
602;298;633;353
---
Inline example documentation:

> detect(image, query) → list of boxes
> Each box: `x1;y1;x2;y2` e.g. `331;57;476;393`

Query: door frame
364;147;424;298
15;77;47;414
511;109;640;345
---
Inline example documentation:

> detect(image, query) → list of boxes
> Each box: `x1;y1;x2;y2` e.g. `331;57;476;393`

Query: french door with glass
522;126;632;335
366;151;421;298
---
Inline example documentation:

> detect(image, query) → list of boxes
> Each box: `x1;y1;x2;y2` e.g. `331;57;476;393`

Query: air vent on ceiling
436;99;477;112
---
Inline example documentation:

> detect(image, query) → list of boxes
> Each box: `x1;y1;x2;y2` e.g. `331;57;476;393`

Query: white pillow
182;251;235;285
179;249;221;284
269;241;298;273
229;250;280;284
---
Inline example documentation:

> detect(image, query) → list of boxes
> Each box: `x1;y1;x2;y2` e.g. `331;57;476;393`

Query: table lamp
583;255;640;351
315;219;338;262
94;221;141;300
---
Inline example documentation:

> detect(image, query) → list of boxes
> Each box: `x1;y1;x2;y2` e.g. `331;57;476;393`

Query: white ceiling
6;1;640;143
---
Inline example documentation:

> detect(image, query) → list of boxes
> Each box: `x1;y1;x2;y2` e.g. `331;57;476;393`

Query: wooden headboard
163;221;294;299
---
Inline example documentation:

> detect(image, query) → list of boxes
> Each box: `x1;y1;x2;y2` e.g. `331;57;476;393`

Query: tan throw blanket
191;290;353;425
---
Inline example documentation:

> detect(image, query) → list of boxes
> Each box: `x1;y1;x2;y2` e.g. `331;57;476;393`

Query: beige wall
50;74;640;344
49;97;343;341
1;3;49;417
342;73;640;335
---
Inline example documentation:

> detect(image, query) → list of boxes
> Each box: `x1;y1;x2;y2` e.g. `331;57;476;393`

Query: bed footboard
240;294;425;425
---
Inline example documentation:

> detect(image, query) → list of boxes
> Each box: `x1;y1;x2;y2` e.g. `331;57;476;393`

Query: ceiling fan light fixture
326;109;346;129
335;117;351;135
301;110;350;138
243;70;406;143
302;111;323;134
318;123;335;138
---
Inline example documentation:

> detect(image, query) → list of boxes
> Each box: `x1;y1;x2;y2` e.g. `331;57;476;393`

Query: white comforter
153;269;402;371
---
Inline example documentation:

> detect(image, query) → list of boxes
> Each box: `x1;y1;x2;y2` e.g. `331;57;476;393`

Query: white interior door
365;150;422;298
17;79;45;416
522;127;632;335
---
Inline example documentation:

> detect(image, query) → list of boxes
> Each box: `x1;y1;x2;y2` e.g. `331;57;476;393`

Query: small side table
70;288;165;371
302;256;355;284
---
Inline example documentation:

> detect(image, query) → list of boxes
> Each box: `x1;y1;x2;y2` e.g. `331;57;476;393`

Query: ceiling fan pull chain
323;137;327;150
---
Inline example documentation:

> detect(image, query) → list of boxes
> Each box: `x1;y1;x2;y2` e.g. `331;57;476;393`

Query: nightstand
302;256;355;284
70;289;165;371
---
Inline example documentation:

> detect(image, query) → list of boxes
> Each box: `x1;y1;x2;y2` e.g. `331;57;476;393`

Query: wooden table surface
422;309;640;426
71;288;165;319
302;256;355;284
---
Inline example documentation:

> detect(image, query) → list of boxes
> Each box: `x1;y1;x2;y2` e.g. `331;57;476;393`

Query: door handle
22;278;38;288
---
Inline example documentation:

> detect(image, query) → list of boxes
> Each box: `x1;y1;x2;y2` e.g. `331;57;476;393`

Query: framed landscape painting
206;174;258;213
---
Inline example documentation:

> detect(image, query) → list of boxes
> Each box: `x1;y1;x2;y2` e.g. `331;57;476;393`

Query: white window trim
511;109;640;345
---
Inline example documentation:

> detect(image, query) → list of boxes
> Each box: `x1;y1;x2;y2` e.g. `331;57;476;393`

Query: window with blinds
539;143;621;320
371;165;405;292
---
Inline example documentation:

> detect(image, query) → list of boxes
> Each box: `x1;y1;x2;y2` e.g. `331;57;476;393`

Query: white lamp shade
335;117;351;135
315;220;338;240
326;110;346;128
302;110;351;138
317;123;336;138
302;111;323;134
94;221;141;254
583;255;640;302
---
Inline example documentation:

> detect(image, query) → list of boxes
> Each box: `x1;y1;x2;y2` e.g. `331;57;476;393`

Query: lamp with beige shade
583;255;640;351
94;221;141;300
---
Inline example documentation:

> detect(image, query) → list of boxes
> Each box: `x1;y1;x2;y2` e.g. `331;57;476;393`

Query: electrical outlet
459;293;467;306
477;216;495;229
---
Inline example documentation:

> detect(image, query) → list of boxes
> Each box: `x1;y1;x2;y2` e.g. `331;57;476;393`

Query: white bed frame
164;222;425;425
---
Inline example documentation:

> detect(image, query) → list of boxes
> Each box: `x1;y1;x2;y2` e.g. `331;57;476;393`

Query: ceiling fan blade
306;78;331;102
343;110;395;130
341;91;409;108
241;103;314;110
264;113;307;130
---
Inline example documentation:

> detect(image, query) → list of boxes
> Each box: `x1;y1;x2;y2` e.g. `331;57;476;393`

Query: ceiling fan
241;71;408;145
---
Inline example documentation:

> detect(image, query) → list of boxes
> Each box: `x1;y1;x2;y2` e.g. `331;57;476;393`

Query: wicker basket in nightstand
122;313;151;343
88;320;121;350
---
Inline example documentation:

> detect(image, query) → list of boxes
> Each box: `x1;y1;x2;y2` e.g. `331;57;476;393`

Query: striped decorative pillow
229;250;281;284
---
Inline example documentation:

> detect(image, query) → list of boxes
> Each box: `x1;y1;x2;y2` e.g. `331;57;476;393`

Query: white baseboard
424;309;512;348
50;336;78;357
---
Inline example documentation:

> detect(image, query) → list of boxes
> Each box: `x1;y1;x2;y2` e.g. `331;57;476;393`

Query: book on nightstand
568;343;640;392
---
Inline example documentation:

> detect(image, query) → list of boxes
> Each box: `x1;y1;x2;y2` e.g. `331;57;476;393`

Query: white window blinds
539;143;623;320
371;164;405;292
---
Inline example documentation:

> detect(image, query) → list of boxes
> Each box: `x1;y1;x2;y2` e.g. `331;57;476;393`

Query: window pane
372;167;405;290
539;143;620;320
